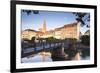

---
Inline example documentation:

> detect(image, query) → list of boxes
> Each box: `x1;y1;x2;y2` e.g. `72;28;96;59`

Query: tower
39;23;43;32
43;19;46;33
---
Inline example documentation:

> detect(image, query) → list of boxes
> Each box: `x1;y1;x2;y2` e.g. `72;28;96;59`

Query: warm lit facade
40;30;54;38
39;20;47;33
22;20;81;40
21;29;37;40
60;22;80;40
48;22;80;40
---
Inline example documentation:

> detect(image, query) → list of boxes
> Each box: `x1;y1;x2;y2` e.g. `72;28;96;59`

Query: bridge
21;40;90;61
22;40;63;57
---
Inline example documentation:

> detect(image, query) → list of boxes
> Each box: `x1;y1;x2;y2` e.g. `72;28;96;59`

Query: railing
21;40;90;58
21;41;64;57
23;42;63;54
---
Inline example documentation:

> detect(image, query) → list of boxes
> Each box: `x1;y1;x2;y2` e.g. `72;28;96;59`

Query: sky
21;10;89;34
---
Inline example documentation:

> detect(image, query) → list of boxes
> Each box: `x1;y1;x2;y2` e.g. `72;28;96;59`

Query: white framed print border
10;0;97;72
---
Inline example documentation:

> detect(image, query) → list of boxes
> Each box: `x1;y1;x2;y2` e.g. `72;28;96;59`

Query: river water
21;52;90;63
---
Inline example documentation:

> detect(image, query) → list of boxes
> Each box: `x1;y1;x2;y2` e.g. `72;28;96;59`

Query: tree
73;12;90;27
31;37;35;43
81;35;90;46
46;37;56;42
22;10;39;15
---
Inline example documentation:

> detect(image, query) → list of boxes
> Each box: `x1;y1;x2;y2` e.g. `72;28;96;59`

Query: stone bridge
21;40;90;61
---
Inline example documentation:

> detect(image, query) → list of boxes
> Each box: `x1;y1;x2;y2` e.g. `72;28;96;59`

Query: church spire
43;19;46;33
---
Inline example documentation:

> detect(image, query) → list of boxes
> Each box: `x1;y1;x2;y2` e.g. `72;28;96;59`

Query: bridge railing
21;40;64;57
21;39;90;58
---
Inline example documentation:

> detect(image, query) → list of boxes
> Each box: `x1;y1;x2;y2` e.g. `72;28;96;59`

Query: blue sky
21;10;89;34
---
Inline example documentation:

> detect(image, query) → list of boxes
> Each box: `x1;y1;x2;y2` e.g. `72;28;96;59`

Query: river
21;52;90;63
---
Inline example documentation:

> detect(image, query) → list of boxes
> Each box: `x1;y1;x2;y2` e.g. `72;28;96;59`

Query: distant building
41;30;54;38
22;20;81;40
21;29;37;40
84;30;90;35
54;28;62;39
39;28;42;32
53;22;81;40
43;19;46;33
39;20;47;33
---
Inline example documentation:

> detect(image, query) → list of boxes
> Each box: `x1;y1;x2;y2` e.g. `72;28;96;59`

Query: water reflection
21;52;52;63
21;51;90;63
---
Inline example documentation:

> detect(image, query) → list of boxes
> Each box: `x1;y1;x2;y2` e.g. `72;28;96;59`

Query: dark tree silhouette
31;37;35;43
73;12;90;27
22;10;39;15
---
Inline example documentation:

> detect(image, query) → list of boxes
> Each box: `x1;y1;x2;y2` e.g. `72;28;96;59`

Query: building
63;22;80;40
39;22;80;40
41;30;54;38
22;20;81;40
84;30;90;35
53;22;80;40
54;28;62;39
43;19;46;33
21;29;37;40
39;20;47;33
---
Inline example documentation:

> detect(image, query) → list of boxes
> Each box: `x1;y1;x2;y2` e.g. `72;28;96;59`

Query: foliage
81;35;90;46
22;10;39;15
45;37;60;42
31;37;35;43
73;12;90;27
